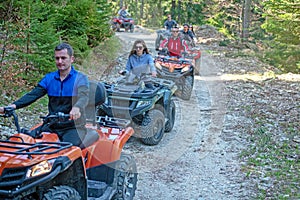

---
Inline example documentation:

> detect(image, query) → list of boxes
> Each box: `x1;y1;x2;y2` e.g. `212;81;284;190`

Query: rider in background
118;6;130;18
189;25;195;35
180;23;196;47
189;24;198;43
120;39;157;77
164;14;177;32
180;23;195;41
159;25;189;57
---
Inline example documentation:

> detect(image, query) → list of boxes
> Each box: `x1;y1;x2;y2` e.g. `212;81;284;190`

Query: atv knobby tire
181;75;194;100
140;109;165;145
113;153;137;200
130;24;134;33
42;185;81;200
164;100;176;132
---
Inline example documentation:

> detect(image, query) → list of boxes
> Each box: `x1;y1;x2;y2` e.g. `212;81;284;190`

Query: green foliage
0;0;113;90
262;41;300;73
244;126;300;199
261;0;300;73
262;0;300;45
111;0;206;27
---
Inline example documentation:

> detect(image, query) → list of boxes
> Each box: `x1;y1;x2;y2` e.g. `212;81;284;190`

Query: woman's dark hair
128;39;149;57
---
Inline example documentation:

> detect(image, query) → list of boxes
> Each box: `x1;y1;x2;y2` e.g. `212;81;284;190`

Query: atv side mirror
158;48;169;56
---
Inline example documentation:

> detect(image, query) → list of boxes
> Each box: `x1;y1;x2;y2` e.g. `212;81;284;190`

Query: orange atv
0;82;137;200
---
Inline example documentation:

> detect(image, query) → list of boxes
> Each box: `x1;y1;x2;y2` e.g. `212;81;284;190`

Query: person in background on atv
159;25;189;57
189;24;198;43
181;23;195;41
189;25;195;35
120;39;157;77
180;23;196;48
164;14;177;32
118;6;130;18
0;43;89;148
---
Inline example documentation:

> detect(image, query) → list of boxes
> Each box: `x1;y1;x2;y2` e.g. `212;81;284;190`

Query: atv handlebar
1;107;21;133
41;112;71;123
0;108;71;137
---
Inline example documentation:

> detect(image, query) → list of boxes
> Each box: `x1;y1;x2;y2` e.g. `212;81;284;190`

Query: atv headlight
155;62;162;70
137;100;151;108
181;66;190;73
26;159;55;178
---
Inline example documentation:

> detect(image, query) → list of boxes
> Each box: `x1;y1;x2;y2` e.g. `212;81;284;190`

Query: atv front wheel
164;100;176;132
181;76;194;100
140;109;165;145
116;23;121;32
42;185;81;200
130;24;134;33
113;153;137;200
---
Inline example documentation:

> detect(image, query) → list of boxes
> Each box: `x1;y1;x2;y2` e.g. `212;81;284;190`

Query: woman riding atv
120;39;157;77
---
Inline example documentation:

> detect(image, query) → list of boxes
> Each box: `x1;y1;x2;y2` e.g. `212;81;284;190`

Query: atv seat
86;80;107;124
82;81;107;148
81;129;100;148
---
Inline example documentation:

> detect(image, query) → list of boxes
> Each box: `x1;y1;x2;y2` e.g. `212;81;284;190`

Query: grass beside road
236;77;300;199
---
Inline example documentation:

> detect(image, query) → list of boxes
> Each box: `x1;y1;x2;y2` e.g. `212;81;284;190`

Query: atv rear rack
0;140;72;156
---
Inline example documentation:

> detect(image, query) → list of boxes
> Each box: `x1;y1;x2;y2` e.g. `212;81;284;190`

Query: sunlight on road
195;72;300;82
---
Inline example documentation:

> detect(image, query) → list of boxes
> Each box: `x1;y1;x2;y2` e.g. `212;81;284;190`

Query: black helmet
172;24;179;29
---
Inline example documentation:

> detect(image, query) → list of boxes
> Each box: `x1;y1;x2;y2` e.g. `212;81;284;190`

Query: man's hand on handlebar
0;104;16;114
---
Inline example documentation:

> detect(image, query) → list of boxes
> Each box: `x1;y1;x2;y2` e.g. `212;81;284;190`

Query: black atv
154;49;195;100
98;66;177;146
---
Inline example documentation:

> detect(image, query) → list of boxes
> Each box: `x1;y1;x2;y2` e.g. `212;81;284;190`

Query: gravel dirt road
112;28;254;200
1;25;298;200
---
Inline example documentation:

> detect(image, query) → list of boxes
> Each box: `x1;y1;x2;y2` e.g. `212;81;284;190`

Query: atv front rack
0;140;72;156
105;77;176;97
96;116;131;128
155;55;192;65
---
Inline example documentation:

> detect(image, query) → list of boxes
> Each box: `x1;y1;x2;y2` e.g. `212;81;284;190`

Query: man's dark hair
55;42;74;56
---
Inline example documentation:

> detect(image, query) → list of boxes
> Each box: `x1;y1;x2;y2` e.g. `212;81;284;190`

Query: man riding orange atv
156;25;201;100
0;81;138;200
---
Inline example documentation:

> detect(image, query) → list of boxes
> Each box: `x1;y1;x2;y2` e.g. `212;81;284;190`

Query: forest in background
0;0;299;96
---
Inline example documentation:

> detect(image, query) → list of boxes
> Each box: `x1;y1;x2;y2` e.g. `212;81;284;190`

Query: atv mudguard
162;88;172;118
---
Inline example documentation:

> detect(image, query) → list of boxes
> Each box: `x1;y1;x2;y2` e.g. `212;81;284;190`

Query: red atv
111;16;135;33
155;31;201;75
0;81;138;200
154;48;201;100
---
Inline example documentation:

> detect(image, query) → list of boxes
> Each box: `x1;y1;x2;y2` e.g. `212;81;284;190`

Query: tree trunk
140;0;144;20
171;0;176;18
178;0;181;23
242;0;251;41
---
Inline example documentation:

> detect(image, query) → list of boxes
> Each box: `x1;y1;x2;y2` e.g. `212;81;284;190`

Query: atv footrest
88;180;116;199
